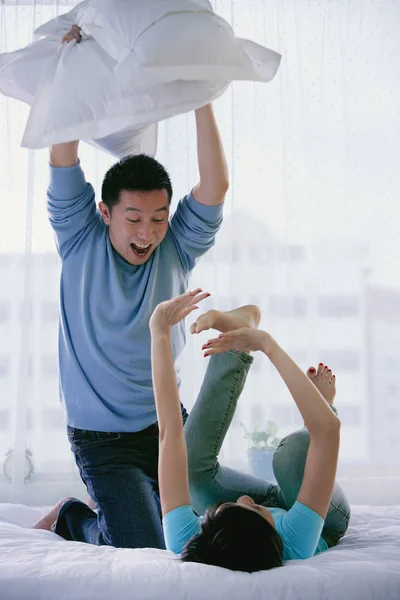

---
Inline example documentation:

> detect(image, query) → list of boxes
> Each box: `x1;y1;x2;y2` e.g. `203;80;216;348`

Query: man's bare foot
307;363;336;405
190;305;261;335
31;497;70;531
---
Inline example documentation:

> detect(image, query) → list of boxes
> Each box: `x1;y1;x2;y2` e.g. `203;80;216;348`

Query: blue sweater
47;162;223;432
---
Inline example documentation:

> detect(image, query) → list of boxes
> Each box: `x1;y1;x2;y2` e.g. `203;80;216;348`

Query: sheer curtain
1;0;399;506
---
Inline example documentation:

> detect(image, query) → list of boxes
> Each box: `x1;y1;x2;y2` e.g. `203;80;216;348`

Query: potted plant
241;421;281;482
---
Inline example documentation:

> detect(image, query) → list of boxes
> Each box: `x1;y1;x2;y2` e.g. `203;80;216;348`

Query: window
41;301;59;323
20;355;35;378
251;355;264;371
318;295;360;317
269;296;308;318
232;246;241;263
0;302;10;323
26;410;33;431
0;409;11;432
248;294;262;307
217;245;233;262
271;405;303;427
215;296;240;312
41;354;58;378
19;301;34;321
41;254;59;268
201;247;215;263
387;407;400;420
386;357;400;370
250;245;268;265
386;383;399;398
0;256;10;269
287;349;308;365
0;355;10;377
273;245;307;262
250;404;262;424
319;350;360;371
337;404;362;426
44;408;65;430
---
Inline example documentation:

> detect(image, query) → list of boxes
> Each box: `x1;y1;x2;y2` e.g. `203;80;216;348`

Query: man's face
99;190;170;265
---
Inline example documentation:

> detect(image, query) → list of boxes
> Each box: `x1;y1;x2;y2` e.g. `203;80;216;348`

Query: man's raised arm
50;141;80;168
47;138;98;260
192;104;229;207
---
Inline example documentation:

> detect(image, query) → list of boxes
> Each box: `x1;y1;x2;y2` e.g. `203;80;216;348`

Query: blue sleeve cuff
163;505;202;555
186;190;224;222
48;160;88;201
162;505;194;526
294;502;325;527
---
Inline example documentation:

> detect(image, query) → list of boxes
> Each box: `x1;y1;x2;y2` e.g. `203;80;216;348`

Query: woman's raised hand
150;289;210;335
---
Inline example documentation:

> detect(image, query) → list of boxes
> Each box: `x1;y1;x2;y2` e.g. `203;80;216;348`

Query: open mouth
131;242;152;259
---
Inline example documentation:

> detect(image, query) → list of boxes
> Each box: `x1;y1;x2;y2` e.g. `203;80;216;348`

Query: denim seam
329;498;351;519
227;349;254;365
206;473;276;504
209;360;251;470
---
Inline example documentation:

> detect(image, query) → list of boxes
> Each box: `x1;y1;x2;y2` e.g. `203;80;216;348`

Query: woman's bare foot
190;305;261;335
307;363;336;405
31;497;70;531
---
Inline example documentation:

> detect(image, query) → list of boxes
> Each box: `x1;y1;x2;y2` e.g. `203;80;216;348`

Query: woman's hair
181;504;284;573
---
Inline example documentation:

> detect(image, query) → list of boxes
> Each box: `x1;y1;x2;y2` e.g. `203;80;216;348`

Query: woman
150;289;350;572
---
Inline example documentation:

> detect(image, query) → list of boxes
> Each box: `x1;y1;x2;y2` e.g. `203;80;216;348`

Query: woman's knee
273;428;310;475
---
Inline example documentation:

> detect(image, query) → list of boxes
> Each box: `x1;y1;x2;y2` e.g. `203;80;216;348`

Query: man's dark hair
101;154;173;213
181;504;284;573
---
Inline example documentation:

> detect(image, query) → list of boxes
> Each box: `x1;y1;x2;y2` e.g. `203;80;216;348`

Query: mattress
0;503;399;600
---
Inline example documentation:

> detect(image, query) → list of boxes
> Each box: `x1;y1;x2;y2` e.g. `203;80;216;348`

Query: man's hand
150;290;210;335
61;24;82;44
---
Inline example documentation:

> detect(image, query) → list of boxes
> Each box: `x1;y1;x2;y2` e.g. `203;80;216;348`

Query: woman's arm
266;341;340;520
151;329;190;517
204;328;340;520
150;290;209;517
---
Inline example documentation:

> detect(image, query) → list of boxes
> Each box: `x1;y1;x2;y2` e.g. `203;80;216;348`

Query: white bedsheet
0;503;399;600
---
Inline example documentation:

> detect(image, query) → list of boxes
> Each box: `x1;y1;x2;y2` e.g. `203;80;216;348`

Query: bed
1;503;399;600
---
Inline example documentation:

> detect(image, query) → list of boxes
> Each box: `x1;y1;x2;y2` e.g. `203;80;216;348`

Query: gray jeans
184;350;350;548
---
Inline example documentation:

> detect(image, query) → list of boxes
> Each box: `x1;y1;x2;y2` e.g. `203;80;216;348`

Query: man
45;25;228;550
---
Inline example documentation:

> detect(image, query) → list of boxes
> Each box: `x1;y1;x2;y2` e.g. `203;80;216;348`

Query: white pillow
16;36;228;150
1;0;281;152
70;0;214;64
115;12;281;89
0;36;158;158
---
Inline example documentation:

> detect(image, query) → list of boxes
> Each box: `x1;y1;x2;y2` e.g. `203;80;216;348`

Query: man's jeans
55;420;180;548
184;350;351;548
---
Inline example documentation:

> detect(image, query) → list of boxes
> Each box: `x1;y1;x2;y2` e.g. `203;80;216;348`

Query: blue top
47;162;223;432
163;502;328;561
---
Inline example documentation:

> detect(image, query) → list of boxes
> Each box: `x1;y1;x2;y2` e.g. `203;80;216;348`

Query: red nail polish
309;368;316;373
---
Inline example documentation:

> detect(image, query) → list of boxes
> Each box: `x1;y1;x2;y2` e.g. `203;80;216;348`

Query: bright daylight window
1;0;400;508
